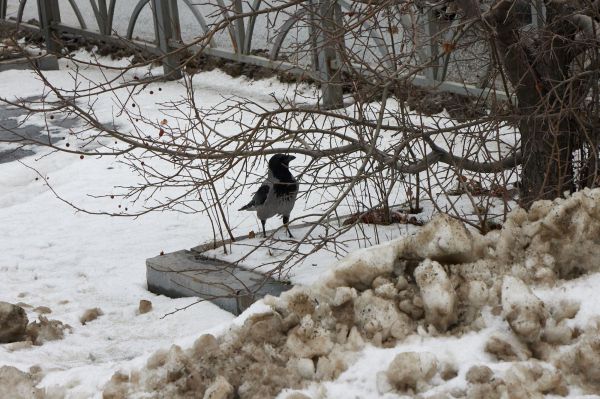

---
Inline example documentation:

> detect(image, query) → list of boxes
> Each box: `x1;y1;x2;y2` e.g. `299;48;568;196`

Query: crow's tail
238;201;254;211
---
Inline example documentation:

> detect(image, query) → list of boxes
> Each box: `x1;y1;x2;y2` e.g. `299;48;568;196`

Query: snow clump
501;276;547;343
103;188;600;397
414;259;457;332
25;316;72;345
0;366;43;399
385;351;438;392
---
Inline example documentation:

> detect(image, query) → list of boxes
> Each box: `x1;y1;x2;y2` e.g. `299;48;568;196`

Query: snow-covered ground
0;49;413;396
0;51;312;396
0;66;242;397
2;50;600;399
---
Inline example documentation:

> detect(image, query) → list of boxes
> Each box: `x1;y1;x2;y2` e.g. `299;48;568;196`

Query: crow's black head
268;153;296;181
269;153;295;169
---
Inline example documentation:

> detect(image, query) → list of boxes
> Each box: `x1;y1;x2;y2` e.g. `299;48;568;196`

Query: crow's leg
261;220;267;238
283;215;294;238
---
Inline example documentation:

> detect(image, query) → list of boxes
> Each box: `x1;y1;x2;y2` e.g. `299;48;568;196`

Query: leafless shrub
1;0;599;282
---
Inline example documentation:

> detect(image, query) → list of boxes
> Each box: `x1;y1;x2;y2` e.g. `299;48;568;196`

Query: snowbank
96;188;600;397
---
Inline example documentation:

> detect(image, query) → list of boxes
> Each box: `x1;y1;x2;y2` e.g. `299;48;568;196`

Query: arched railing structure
15;0;86;29
1;0;9;20
126;0;211;44
0;0;543;107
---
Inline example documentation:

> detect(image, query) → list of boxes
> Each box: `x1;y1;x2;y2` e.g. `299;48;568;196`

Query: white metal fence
0;1;547;107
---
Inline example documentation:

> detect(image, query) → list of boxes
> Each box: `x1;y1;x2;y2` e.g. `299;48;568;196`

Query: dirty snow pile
94;188;600;398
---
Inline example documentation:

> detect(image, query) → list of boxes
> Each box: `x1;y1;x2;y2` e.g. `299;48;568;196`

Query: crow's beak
286;155;296;162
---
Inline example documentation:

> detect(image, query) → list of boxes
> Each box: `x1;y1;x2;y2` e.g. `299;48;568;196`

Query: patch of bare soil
343;208;424;226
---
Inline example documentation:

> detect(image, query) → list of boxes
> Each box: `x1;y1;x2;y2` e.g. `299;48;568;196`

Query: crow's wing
253;184;270;206
239;183;270;211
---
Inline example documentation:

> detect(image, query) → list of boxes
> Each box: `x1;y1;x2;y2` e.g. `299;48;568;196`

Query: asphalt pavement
0;100;75;164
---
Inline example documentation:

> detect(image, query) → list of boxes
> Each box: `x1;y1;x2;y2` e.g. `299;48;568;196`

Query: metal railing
0;1;547;108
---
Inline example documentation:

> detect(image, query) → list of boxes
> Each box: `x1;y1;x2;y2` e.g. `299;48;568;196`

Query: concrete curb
146;249;292;315
0;53;58;72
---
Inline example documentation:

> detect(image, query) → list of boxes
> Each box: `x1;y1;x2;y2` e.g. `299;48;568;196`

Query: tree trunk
519;118;575;206
478;1;579;207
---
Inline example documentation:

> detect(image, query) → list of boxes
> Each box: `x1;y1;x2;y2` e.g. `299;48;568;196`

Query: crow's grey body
239;154;299;237
254;179;297;221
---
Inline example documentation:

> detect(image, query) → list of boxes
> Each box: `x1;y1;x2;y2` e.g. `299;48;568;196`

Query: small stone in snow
33;306;51;315
80;308;104;325
0;302;28;343
138;300;152;314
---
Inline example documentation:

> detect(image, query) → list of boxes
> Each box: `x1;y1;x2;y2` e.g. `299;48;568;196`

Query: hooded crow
239;154;299;238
